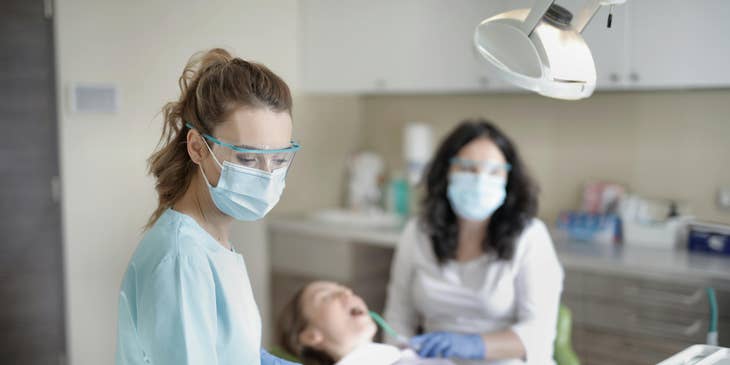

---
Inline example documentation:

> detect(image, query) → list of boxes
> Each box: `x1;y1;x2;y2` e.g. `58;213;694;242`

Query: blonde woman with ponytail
116;49;301;365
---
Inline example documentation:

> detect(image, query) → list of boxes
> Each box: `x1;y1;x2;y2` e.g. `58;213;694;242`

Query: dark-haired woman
383;120;563;365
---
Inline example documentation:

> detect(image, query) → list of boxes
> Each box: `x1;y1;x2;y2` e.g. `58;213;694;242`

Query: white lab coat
384;219;564;365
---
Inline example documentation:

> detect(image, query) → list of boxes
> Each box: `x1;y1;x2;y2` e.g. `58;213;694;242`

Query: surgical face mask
200;142;287;221
447;171;507;221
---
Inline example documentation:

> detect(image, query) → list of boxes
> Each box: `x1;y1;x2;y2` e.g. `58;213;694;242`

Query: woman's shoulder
512;218;554;259
522;218;550;238
135;209;213;270
402;217;422;238
398;217;439;263
401;217;428;246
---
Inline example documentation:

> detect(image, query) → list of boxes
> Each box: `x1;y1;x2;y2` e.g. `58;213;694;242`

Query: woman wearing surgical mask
384;120;564;364
116;49;299;365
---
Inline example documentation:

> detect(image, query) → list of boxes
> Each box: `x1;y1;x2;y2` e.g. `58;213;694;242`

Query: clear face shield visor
186;123;301;173
449;157;511;177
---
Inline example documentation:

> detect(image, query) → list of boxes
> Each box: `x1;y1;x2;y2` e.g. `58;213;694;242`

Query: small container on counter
554;211;621;244
688;222;730;257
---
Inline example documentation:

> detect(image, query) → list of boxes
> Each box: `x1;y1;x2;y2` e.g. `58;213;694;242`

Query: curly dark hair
421;119;539;262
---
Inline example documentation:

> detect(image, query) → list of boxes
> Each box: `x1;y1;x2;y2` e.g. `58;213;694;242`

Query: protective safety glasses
186;123;301;173
450;157;511;176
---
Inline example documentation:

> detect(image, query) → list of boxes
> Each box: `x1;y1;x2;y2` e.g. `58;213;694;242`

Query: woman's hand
260;349;301;365
410;332;486;360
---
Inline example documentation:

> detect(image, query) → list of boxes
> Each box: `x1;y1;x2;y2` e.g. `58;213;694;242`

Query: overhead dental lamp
474;0;627;100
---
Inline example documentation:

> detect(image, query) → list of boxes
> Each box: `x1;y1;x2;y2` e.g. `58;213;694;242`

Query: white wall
55;1;298;363
361;90;730;225
274;95;364;215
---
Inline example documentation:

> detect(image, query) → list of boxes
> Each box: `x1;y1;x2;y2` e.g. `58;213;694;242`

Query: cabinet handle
629;72;640;82
609;73;620;83
623;286;704;307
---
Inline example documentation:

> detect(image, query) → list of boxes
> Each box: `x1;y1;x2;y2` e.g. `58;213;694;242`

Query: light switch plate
69;83;119;113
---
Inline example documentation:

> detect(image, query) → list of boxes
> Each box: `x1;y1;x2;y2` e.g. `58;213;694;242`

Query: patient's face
299;281;377;358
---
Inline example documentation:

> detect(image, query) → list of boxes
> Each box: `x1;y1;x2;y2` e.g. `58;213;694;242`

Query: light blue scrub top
116;209;262;365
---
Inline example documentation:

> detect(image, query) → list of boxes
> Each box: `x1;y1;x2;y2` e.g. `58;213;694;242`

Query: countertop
268;216;730;285
268;215;403;248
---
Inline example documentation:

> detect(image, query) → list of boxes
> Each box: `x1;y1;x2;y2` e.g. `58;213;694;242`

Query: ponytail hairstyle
145;48;293;229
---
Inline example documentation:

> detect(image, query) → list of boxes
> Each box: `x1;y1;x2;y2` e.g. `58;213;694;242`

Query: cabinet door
301;0;730;93
405;0;496;92
300;0;405;93
398;0;526;92
581;3;630;90
628;0;730;89
572;326;690;365
300;0;524;93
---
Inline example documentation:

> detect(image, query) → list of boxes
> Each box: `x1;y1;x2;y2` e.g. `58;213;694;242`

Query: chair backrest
268;346;301;363
554;304;580;365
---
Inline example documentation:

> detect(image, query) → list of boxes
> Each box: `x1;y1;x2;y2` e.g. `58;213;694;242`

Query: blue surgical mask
200;144;287;221
447;172;506;221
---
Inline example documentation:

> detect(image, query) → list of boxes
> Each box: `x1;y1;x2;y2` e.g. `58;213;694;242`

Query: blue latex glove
260;349;301;365
410;332;486;360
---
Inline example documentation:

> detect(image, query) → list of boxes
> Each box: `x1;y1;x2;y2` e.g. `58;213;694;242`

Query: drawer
572;325;690;365
270;230;354;280
351;243;394;280
270;231;395;283
719;317;730;347
579;297;708;342
561;294;585;324
566;269;709;315
563;268;584;295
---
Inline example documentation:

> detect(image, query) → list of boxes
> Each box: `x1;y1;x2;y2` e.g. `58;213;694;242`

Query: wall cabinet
299;0;519;93
627;0;730;89
581;4;630;89
300;0;730;93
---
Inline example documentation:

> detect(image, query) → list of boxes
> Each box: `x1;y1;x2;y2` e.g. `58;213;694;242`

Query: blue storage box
687;222;730;256
556;212;621;244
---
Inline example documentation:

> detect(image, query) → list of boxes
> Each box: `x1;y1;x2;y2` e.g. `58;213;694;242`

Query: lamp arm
520;0;555;36
574;0;602;33
576;0;629;33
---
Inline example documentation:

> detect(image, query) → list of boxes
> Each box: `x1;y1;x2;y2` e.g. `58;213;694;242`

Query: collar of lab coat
335;342;401;365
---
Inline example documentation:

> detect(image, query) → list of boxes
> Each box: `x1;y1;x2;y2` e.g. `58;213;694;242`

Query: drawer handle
623;286;704;306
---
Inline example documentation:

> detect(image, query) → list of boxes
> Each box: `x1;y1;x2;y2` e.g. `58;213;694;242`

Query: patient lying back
277;281;453;365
